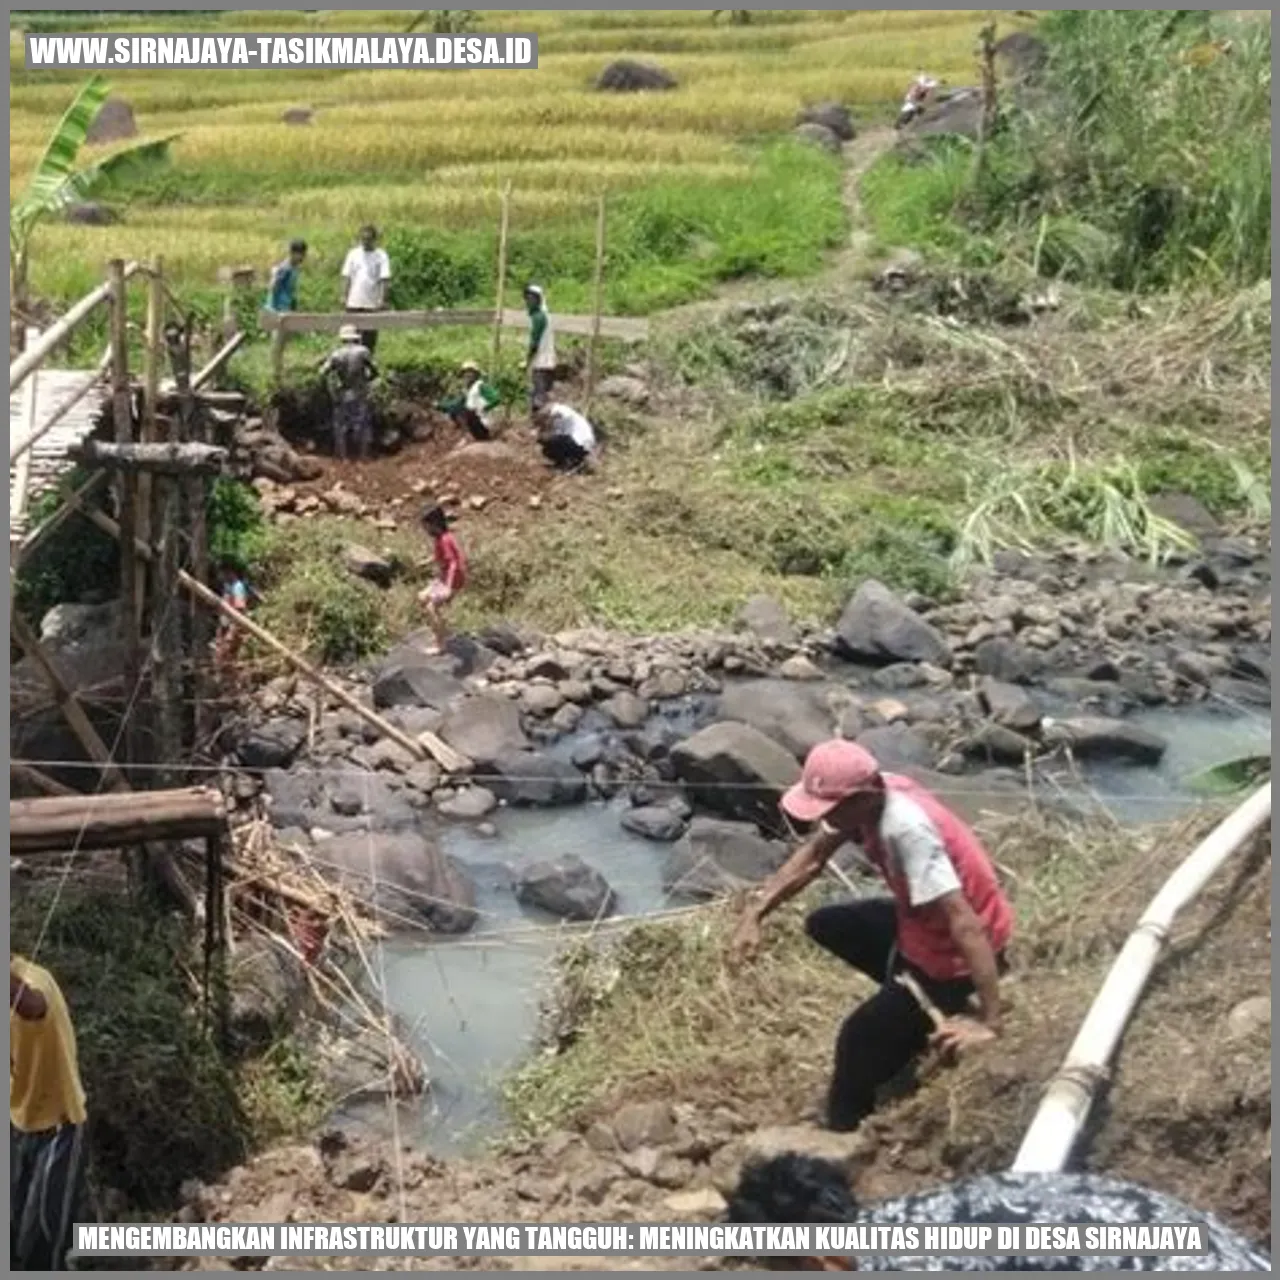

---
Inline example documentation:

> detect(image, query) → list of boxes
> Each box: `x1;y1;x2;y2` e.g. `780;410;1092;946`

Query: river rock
834;580;950;666
736;594;798;647
313;830;478;933
227;936;308;1054
263;769;324;829
438;694;528;764
570;734;609;771
670;722;800;833
603;690;649;728
342;543;395;588
663;817;788;900
485;749;588;807
611;1101;676;1152
515;855;616;922
521;684;565;716
962;723;1035;765
1148;492;1218;540
973;637;1043;684
978;677;1042;731
372;644;466;710
1042;716;1168;765
717;679;835;762
854;722;939;772
550;702;584;733
235;717;307;770
435;785;497;820
621;805;688;843
779;654;823;681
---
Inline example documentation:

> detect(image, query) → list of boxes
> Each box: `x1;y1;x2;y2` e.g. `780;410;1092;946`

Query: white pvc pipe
1012;781;1272;1174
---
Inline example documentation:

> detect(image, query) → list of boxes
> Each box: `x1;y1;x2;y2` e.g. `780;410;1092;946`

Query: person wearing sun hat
731;739;1013;1133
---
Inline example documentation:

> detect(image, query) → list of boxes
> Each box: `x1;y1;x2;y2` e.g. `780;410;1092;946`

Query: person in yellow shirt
11;954;89;1271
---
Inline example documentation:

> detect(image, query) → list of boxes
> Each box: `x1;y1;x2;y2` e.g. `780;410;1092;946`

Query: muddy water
338;705;1269;1156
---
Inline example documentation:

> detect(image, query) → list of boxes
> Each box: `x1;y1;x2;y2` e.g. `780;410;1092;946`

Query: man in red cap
731;739;1013;1132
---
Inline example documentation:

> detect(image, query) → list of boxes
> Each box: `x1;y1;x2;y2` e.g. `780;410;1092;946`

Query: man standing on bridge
732;740;1012;1131
11;954;89;1271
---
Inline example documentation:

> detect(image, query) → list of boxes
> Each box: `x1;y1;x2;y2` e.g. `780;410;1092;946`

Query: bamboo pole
11;762;80;798
8;261;138;393
490;181;513;372
108;259;140;769
1011;782;1273;1174
585;193;607;415
9;347;112;466
137;258;164;635
191;330;246;392
11;787;227;855
10;328;40;549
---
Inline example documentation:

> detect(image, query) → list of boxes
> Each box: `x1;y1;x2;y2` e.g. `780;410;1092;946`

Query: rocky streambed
206;514;1270;1150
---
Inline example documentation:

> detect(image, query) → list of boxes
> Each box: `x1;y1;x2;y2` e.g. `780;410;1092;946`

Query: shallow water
340;705;1270;1155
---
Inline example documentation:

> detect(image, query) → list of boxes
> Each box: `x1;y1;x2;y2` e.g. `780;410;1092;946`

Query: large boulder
834;580;949;667
235;717;307;771
313;830;478;933
974;637;1043;684
515;856;616;922
1042;716;1168;766
595;59;676;92
621;805;689;843
437;695;528;764
796;101;855;141
717;679;835;762
664;818;789;900
855;723;939;772
978;677;1042;732
670;722;800;833
485;750;588;807
371;643;466;710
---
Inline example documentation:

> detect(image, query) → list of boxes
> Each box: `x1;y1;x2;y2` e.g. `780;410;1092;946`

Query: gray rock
485;750;588;807
835;580;950;666
796;101;854;141
236;717;307;770
978;677;1042;731
521;684;565;716
794;121;843;153
779;654;823;681
227;936;307;1054
612;1101;675;1152
868;662;929;691
263;768;324;829
962;723;1035;766
314;830;478;933
550;702;584;733
621;805;688;843
570;735;609;771
595;59;677;92
670;721;800;833
1225;995;1271;1041
603;690;649;728
86;96;137;144
1148;492;1217;540
596;375;650;408
736;594;798;647
664;817;788;900
435;785;497;820
403;760;443;794
717;679;834;762
383;705;445;738
1042;716;1168;765
371;643;466;710
342;543;395;588
974;637;1043;684
515;855;616;921
438;694;529;765
855;722;938;771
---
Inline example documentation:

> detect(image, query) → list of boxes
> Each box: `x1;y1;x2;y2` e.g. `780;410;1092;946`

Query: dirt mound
595;60;677;92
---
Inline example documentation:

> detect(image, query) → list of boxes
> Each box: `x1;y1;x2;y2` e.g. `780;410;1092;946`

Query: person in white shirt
341;224;392;353
534;398;597;472
524;284;556;411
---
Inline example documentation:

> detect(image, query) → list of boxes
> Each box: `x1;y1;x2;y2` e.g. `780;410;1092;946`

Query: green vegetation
862;10;1271;290
11;886;324;1210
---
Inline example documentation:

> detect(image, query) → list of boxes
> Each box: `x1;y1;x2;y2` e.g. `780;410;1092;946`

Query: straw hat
338;324;361;342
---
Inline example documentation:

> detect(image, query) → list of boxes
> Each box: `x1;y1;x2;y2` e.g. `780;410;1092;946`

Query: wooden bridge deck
9;368;107;541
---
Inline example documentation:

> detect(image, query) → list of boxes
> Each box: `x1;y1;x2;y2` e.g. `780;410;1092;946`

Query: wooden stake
585;193;607;415
270;328;286;386
108;258;140;769
10;328;40;552
137;259;164;635
491;181;513;372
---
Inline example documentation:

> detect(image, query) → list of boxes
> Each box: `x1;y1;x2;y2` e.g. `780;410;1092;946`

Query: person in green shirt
266;239;307;312
524;283;556;411
439;360;501;441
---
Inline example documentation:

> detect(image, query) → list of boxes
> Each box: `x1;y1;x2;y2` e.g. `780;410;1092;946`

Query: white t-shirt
547;404;595;452
463;378;492;428
821;789;960;907
342;247;391;310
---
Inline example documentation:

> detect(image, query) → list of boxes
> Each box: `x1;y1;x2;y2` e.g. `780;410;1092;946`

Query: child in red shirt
418;504;466;653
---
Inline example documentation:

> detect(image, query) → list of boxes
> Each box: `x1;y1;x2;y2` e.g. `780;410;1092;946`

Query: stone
834;580;950;666
868;662;929;691
342;543;395;588
596;375;650;407
435;785;497;820
86;96;138;144
570;735;608;771
794;121;844;153
558;678;594;704
717;679;834;762
603;690;649;728
1148;492;1218;540
670;722;800;833
612;1101;676;1152
515;855;616;922
486;749;588;807
235;717;306;770
1226;996;1271;1041
973;637;1043;684
313;831;478;933
263;769;324;829
664;818;788;900
369;737;415;773
736;594;798;647
595;58;677;92
741;1126;869;1177
371;644;466;710
796;101;855;140
978;677;1042;731
779;654;823;681
1042;716;1167;765
663;1187;726;1216
962;723;1035;765
403;760;443;794
621;805;688;843
855;722;938;771
550;702;584;733
438;695;529;764
1171;652;1220;687
521;684;565;716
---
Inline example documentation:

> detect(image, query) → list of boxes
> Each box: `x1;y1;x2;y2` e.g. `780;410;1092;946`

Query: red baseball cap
781;740;881;824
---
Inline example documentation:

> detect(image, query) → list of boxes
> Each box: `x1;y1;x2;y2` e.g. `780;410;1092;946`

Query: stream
336;701;1270;1156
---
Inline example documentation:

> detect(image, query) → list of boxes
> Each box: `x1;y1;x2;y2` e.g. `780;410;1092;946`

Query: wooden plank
262;307;649;342
9;353;110;465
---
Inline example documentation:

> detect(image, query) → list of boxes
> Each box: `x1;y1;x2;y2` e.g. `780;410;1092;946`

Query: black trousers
12;1122;88;1270
346;308;378;353
452;407;492;441
806;898;1005;1132
541;434;588;471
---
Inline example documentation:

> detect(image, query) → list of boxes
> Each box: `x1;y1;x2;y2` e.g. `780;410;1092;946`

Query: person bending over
725;1153;1272;1271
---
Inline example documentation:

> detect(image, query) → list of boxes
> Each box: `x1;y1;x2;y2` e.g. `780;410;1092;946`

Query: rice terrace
7;6;1273;1273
